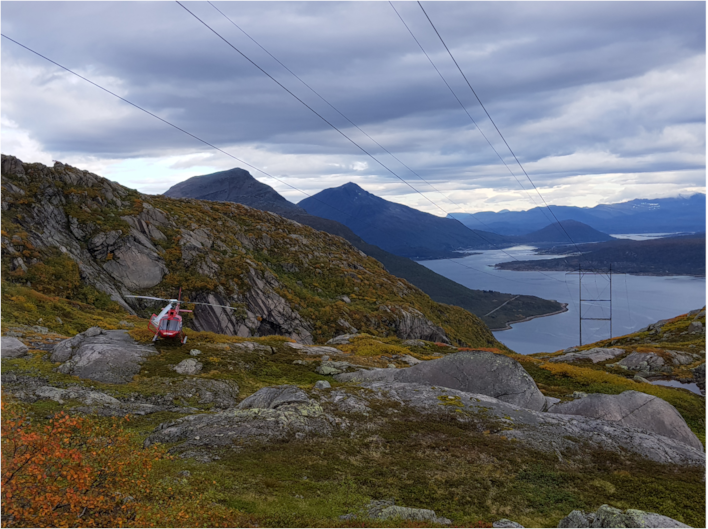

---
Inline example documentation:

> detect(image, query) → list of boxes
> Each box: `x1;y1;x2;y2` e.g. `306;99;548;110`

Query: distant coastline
490;302;569;332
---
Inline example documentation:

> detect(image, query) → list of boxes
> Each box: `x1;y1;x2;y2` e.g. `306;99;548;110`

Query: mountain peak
163;167;304;216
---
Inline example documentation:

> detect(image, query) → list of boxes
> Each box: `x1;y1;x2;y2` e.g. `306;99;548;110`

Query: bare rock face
558;504;690;528
550;348;625;364
379;305;449;343
51;327;156;384
1;336;29;358
102;235;168;290
336;351;547;411
547;390;703;451
189;269;314;344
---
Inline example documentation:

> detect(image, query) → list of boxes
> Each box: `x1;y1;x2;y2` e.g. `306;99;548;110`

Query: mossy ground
1;287;705;527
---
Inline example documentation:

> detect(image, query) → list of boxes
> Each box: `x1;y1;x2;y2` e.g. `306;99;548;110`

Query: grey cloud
1;1;704;211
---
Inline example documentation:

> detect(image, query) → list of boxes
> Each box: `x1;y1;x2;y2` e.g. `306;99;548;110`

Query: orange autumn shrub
1;400;164;528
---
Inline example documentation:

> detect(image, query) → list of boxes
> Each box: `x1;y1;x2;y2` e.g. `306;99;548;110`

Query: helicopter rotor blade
125;295;172;302
184;301;239;310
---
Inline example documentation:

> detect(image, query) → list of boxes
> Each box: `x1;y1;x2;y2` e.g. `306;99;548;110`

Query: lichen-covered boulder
336;351;547;411
550;348;625;364
237;385;309;410
557;504;690;528
1;336;29;358
146;385;333;449
547;391;702;450
50;327;156;384
173;358;203;375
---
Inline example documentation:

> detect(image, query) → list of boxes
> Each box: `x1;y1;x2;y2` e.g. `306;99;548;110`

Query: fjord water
420;245;706;355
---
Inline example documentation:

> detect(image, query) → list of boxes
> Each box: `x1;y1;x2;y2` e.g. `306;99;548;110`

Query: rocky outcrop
1;336;29;358
341;499;452;525
550;348;625;364
168;378;240;408
692;363;705;393
378;305;449;343
237;385;310;410
188;270;315;344
145;386;335;449
614;350;698;374
51;327;156;384
547;390;703;451
558;504;690;528
335;351;547;411
5;373;238;414
493;520;524;528
346;382;705;466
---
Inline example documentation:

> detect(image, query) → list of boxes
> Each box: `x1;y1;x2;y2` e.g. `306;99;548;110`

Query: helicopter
126;288;237;344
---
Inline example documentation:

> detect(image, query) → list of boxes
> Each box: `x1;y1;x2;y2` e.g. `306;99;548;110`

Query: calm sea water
419;245;706;355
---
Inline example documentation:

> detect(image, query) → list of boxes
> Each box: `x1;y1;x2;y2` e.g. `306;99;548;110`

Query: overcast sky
2;1;705;214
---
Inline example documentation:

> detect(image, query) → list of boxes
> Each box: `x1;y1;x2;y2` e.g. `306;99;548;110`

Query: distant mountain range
496;233;706;276
299;182;516;259
163;169;564;329
451;194;706;236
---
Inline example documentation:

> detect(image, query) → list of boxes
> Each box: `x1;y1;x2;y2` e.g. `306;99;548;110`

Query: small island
495;234;706;276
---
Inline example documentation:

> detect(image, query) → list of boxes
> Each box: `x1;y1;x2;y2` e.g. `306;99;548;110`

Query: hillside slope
163;169;564;329
1;155;503;348
299;182;516;259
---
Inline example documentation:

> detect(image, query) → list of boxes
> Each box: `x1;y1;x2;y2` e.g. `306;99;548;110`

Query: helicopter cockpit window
159;318;180;331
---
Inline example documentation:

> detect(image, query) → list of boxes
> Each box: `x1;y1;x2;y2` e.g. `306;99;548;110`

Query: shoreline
490;302;569;332
494;266;705;278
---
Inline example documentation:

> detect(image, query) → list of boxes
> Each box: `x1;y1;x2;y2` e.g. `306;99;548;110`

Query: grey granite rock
558;504;690;528
336;351;547;411
692;363;705;394
51;328;156;384
493;519;525;528
285;343;342;355
617;352;666;372
170;378;239;408
550;348;625;364
364;500;452;525
173;358;203;375
688;321;703;334
314;380;331;390
326;334;359;345
237;385;310;410
400;354;422;365
1;336;29;358
547;390;702;451
352;382;705;466
145;393;333;449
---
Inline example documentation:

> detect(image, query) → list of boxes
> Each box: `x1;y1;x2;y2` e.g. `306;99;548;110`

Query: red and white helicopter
126;288;236;344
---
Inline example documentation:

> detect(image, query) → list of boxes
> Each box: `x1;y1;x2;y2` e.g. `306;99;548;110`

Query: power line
389;1;577;276
1;32;529;286
416;1;583;256
388;1;550;222
181;1;568;283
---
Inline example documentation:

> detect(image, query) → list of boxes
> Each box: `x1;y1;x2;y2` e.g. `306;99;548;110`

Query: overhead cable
1;32;529;285
416;1;583;256
180;1;567;282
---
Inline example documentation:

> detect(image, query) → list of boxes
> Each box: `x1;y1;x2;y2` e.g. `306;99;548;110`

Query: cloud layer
2;1;705;212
